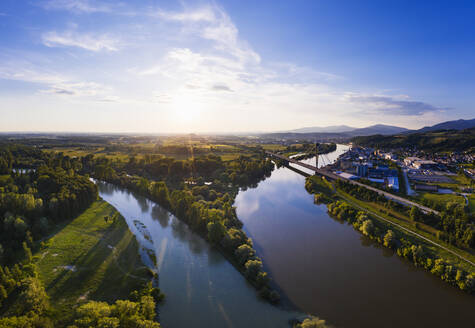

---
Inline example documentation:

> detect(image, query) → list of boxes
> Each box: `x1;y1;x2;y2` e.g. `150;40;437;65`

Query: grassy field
416;192;466;208
34;200;151;324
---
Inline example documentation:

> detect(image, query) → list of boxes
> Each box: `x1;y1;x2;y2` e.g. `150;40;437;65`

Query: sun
170;93;203;124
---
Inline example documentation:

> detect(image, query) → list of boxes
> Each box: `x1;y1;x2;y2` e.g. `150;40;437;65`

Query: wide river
98;144;475;328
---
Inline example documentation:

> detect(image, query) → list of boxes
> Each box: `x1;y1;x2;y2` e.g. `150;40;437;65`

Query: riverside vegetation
86;151;281;302
0;144;163;327
305;176;475;294
0;137;288;327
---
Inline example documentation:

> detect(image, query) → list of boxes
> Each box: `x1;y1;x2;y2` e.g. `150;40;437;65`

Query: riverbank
94;172;280;303
235;157;475;328
305;176;474;294
34;200;155;325
97;181;300;328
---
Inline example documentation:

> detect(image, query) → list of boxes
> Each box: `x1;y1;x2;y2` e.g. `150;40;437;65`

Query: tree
410;206;421;222
244;259;263;280
22;242;33;263
207;221;225;245
18;277;49;314
411;245;424;265
360;219;374;236
139;296;155;321
295;316;331;328
150;182;171;209
74;301;112;327
0;284;7;300
256;271;270;288
235;244;255;265
97;317;120;328
383;230;396;248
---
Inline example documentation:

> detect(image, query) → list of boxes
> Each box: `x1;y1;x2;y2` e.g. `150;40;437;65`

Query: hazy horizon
1;0;475;133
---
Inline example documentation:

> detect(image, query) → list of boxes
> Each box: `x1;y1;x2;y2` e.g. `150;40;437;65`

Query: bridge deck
267;151;439;215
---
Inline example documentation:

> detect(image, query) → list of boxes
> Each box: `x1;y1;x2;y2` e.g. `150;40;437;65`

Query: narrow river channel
97;144;475;328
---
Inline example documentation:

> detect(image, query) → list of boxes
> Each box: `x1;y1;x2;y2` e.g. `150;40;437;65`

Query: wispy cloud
40;81;110;97
211;83;233;92
0;62;113;100
346;95;449;115
156;5;260;64
41;0;111;13
2;1;452;132
0;66;66;84
42;31;119;51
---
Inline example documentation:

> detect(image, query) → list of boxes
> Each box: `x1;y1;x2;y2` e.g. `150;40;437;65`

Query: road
267;151;439;215
402;168;416;196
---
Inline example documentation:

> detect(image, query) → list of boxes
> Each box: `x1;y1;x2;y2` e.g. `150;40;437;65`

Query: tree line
0;144;164;326
327;200;474;294
335;179;474;251
90;155;280;303
0;165;98;264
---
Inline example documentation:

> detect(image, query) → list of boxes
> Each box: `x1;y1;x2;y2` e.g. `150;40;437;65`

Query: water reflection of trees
136;195;150;213
169;217;210;257
359;234;394;258
171;217;187;242
151;205;170;228
97;181;116;195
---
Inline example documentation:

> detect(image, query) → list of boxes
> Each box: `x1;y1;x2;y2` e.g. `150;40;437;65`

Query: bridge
266;151;440;215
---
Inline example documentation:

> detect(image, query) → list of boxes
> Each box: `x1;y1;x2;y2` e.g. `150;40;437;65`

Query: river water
235;144;475;327
97;144;475;328
97;182;300;328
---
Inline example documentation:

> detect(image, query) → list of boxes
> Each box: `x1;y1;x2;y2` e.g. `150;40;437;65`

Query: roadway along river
235;144;475;328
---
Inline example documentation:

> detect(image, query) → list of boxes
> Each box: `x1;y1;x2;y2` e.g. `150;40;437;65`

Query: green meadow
34;200;152;324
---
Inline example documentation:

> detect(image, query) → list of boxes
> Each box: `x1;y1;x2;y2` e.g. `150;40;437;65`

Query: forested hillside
351;128;475;152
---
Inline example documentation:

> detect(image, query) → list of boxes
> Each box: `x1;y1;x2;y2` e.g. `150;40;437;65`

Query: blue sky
0;0;474;133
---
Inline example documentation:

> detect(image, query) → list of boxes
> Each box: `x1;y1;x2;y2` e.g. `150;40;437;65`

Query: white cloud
2;2;450;132
155;5;259;64
42;31;119;51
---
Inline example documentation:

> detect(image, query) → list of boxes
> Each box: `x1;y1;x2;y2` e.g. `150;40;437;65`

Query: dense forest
0;145;163;327
0;147;98;263
351;128;475;152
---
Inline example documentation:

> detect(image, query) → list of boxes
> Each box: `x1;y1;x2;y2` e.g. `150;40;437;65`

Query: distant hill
348;124;409;136
417;118;475;133
287;125;356;133
262;124;409;141
352;127;475;152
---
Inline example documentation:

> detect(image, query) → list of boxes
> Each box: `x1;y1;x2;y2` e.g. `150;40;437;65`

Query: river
235;144;475;327
97;144;475;328
97;181;300;328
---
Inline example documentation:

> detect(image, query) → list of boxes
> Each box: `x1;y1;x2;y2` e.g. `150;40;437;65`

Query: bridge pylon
315;142;319;168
